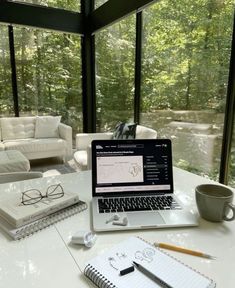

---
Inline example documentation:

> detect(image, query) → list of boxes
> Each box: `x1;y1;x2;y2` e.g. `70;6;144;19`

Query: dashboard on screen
92;139;173;197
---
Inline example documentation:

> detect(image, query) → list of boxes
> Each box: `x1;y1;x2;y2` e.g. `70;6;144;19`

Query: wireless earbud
106;213;120;224
112;217;128;226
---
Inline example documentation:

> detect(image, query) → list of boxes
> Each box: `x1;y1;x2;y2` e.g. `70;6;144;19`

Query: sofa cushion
3;138;67;154
35;116;61;138
76;132;113;151
112;122;137;139
1;117;35;140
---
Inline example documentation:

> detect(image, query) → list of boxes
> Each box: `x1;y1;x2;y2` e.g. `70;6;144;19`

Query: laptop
91;139;198;231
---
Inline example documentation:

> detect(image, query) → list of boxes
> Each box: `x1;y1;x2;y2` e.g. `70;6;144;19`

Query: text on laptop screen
92;140;173;195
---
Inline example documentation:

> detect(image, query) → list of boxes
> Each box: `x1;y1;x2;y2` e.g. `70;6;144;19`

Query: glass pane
141;0;234;180
12;0;80;12
95;0;108;9
96;15;136;131
14;27;82;138
0;25;14;117
228;121;235;187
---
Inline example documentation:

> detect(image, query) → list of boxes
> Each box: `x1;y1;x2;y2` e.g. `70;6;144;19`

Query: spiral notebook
84;236;216;288
0;201;87;240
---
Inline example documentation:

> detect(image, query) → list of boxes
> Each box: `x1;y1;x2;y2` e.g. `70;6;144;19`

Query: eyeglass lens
21;184;64;205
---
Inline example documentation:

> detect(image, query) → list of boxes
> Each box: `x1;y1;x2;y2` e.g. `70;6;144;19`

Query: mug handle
223;203;235;221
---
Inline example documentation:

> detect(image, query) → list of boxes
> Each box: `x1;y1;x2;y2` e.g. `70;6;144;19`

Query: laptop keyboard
98;196;182;213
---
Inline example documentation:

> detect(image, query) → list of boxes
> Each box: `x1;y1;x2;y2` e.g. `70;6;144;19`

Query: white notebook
84;236;216;288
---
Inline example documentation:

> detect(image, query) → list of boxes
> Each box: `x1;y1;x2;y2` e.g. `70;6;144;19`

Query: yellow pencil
154;242;216;259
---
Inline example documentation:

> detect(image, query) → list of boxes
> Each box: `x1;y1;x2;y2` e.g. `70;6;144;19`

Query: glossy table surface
0;167;235;288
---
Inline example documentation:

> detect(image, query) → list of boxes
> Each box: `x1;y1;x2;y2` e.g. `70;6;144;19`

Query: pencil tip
205;254;217;260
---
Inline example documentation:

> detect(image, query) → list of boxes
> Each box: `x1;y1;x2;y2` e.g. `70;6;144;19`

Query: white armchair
74;125;157;170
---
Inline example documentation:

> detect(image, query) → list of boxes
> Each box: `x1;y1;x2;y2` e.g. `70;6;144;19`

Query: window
228;121;235;187
12;0;80;12
1;0;234;183
95;15;136;131
95;0;108;9
140;0;234;179
14;27;82;136
0;25;14;117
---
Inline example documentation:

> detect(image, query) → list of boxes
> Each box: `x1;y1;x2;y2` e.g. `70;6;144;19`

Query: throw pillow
35;116;61;138
112;122;137;139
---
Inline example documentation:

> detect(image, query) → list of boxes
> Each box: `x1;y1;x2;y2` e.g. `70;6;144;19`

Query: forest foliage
0;0;233;123
0;0;235;182
0;0;234;183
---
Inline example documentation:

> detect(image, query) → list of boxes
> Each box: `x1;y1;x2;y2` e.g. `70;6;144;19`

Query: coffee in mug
195;184;235;222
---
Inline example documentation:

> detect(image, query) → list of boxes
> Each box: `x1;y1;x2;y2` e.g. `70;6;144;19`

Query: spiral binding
10;201;87;240
84;264;117;288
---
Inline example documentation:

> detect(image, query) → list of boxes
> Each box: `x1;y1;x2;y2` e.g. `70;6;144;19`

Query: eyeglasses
21;183;64;205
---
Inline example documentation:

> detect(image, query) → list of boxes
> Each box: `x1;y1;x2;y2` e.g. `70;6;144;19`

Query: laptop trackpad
127;212;165;226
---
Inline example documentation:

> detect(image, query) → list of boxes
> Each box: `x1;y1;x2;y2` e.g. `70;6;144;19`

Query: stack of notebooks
0;184;87;240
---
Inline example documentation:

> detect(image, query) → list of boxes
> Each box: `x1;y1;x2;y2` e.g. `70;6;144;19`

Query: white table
0;168;235;288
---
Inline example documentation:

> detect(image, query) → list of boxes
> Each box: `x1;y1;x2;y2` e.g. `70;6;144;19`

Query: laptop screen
91;139;173;197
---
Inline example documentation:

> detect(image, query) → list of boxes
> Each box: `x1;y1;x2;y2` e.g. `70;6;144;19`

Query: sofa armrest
58;123;73;157
76;132;113;150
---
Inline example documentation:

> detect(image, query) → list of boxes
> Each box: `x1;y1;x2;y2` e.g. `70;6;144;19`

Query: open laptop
91;139;198;231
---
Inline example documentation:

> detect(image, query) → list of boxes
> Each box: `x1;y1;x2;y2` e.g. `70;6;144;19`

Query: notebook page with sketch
91;139;198;231
84;236;216;288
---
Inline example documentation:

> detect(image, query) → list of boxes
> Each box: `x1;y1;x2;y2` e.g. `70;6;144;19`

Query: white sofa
0;116;72;161
74;125;157;170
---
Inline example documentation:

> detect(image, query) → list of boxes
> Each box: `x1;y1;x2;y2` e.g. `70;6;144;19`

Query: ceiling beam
0;0;84;35
89;0;158;34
